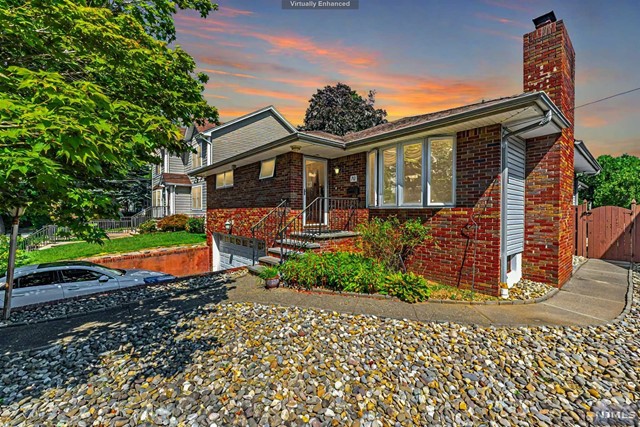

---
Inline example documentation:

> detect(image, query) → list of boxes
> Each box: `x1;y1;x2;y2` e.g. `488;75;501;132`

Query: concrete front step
275;239;321;249
267;247;305;258
247;265;265;275
258;256;281;266
289;231;359;240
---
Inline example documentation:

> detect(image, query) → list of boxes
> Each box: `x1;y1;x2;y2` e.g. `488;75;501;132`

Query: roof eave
189;132;346;177
575;140;602;175
345;92;571;149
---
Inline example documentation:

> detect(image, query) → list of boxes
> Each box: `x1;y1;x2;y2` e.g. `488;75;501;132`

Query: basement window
215;170;234;189
259;158;276;179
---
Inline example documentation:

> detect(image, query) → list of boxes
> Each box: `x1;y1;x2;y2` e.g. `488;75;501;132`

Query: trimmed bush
185;217;205;234
381;272;431;303
280;251;387;294
138;220;158;234
157;214;189;232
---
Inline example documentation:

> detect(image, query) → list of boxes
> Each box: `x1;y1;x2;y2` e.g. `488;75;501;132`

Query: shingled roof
303;93;527;144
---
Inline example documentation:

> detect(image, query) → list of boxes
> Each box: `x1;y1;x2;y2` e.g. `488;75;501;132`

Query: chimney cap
532;11;557;28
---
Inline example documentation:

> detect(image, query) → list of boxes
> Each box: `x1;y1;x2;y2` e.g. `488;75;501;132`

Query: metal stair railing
250;199;289;265
276;197;359;264
18;225;73;252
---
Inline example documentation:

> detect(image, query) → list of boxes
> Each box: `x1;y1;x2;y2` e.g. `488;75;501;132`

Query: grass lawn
26;232;206;265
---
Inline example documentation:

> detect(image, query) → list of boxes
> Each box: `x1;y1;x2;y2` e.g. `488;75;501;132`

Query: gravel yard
0;268;637;426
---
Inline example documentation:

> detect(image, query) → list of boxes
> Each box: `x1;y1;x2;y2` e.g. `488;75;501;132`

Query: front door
303;157;328;225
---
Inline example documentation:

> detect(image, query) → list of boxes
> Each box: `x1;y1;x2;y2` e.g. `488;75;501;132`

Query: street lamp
2;205;27;321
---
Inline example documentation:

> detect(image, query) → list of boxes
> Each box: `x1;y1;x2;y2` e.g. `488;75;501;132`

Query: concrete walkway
0;259;630;353
231;259;630;327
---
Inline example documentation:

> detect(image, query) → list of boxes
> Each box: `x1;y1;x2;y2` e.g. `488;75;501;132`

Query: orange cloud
475;13;530;29
198;68;257;79
579;115;608;128
246;32;378;67
216;7;254;18
175;14;378;68
233;87;307;102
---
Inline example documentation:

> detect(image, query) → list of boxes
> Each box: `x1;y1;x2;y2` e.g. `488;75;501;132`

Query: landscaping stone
0;267;637;425
507;279;554;301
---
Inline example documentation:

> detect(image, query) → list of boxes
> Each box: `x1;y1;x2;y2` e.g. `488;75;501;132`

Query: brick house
190;12;601;294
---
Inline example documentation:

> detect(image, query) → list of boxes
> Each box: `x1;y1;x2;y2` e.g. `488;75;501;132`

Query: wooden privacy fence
575;200;639;262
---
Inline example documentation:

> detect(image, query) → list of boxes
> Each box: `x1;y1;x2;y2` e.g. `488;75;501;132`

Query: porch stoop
252;231;361;270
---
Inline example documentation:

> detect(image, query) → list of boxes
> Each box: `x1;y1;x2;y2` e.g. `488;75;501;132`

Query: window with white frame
192;185;203;209
215;170;234;189
192;143;202;168
259;158;276;179
367;136;456;207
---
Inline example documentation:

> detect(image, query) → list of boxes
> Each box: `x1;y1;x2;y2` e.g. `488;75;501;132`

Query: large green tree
578;154;640;208
299;83;387;136
0;0;218;240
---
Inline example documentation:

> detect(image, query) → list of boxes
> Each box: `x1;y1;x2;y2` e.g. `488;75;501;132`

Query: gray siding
169;155;185;174
175;186;192;214
506;138;526;255
184;139;208;174
211;112;292;164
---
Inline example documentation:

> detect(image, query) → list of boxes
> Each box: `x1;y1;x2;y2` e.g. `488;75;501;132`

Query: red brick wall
206;152;303;210
328;152;367;205
83;246;211;278
370;124;503;295
523;19;575;286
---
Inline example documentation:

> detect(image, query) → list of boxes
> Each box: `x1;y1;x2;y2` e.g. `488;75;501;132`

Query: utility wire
575;87;640;109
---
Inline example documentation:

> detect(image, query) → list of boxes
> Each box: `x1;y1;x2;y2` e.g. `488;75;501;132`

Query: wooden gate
575;200;639;262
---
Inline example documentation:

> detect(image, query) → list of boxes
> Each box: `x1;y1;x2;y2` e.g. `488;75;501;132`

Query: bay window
367;136;455;207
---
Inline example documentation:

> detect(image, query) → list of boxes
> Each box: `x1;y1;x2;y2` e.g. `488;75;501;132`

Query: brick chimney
521;11;576;287
523;11;576;124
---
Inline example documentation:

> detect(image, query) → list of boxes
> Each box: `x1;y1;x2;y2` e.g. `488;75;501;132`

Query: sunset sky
173;0;640;157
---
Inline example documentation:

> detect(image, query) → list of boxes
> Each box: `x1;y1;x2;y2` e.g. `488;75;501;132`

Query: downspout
498;110;554;285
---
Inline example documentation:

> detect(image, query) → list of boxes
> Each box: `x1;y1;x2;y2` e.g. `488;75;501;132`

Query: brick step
275;239;321;249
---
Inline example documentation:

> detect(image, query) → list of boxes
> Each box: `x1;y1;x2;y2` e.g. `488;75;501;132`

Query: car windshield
38;261;126;277
94;266;126;277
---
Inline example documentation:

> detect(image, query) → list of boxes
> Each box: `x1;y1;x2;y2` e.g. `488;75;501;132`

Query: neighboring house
151;107;296;217
191;11;601;295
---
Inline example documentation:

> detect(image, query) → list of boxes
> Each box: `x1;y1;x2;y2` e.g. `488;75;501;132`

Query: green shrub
381;272;431;303
157;214;189;232
185;217;205;234
280;251;387;293
138;220;158;234
0;236;31;277
356;216;433;273
258;265;280;280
